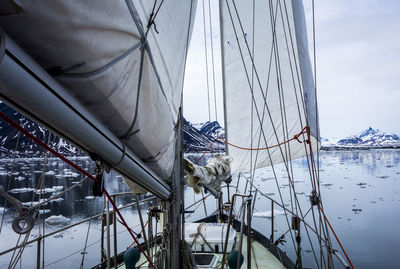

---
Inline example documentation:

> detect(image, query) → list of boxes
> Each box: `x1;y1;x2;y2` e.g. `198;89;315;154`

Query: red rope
0;111;156;268
195;127;308;164
304;126;354;268
319;206;355;269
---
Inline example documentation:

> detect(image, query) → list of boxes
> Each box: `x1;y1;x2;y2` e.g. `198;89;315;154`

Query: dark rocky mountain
0;102;225;156
199;121;225;139
0;103;84;158
183;118;225;153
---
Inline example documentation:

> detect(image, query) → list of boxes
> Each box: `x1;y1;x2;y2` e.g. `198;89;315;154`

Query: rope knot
293;133;302;143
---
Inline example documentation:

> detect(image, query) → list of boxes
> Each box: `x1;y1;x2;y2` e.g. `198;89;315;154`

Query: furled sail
220;0;319;173
0;0;196;180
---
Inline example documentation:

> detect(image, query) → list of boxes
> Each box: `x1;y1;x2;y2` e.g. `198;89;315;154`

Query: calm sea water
0;149;399;268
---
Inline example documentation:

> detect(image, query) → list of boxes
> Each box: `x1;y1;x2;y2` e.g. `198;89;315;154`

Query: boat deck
117;232;285;268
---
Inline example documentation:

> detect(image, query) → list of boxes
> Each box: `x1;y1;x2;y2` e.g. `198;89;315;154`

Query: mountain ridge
322;127;400;149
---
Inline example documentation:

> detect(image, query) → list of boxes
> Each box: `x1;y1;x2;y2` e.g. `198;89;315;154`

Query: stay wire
80;197;97;269
207;0;218;124
202;0;212;122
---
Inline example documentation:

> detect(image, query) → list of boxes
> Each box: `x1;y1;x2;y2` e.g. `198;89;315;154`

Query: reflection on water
1;150;400;268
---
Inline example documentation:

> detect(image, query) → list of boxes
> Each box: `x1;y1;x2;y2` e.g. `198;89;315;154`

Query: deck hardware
310;190;320;206
92;161;104;197
0;185;34;234
292;216;301;231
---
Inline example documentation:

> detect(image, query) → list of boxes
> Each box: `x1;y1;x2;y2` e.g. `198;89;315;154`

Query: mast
219;0;229;156
165;108;184;268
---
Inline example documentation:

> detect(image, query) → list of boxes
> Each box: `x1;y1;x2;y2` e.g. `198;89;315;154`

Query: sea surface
0;149;399;268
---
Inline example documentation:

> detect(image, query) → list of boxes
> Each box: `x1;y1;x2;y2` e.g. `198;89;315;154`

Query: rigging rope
195;126;308;164
202;0;212;122
0;111;156;269
319;206;355;269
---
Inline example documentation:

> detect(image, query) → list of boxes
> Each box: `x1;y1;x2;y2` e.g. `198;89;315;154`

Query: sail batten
220;0;318;173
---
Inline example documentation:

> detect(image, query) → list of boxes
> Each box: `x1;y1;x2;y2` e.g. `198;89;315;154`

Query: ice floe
9;188;36;193
52;186;63;192
253;209;286;218
45;215;71;225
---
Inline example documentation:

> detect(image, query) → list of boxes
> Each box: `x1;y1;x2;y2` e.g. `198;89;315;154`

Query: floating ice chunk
376;175;389;179
45;215;71;225
253;209;286;218
15;176;25;181
52;186;63;192
22;201;41;207
45;171;56;176
85;196;95;200
39;209;51;214
9;188;36;193
35;188;55;194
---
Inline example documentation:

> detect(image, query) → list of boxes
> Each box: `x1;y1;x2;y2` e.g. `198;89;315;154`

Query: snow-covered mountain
322;127;400;149
199;121;225;139
183;119;225;153
0;103;84;158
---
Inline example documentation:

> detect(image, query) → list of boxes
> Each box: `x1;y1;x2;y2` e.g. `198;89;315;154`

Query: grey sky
183;0;400;139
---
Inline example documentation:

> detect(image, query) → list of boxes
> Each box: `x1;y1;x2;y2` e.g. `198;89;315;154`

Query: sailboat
0;0;353;268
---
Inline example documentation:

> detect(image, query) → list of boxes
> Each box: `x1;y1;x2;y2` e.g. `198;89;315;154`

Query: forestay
0;0;196;179
220;0;318;173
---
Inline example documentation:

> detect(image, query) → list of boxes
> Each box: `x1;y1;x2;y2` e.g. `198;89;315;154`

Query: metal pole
136;195;150;258
106;198;111;269
218;191;223;221
113;196;117;269
271;200;274;243
237;203;246;269
237;197;252;269
101;212;105;262
220;193;251;269
166;109;184;269
247;199;252;269
36;238;41;269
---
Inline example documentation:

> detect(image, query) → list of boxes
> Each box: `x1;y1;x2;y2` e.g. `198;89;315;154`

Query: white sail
0;0;196;179
220;0;319;173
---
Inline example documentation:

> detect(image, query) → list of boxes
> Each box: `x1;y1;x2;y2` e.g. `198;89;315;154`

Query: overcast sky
183;0;400;139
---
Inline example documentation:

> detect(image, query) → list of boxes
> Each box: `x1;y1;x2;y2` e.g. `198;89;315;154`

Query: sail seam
57;42;142;78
